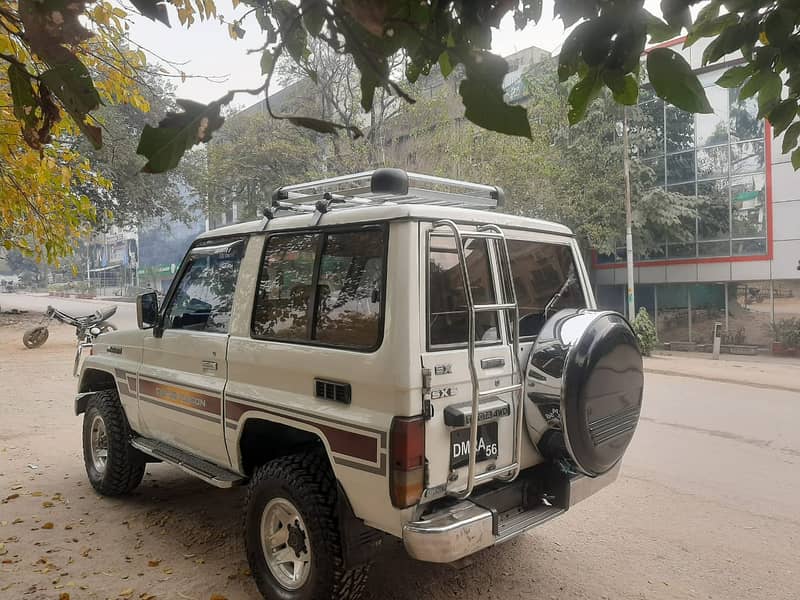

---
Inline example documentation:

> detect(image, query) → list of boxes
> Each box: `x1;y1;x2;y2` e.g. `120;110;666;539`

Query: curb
644;367;800;394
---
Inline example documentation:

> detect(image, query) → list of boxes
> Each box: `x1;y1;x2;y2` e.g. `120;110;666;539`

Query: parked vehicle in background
74;169;644;600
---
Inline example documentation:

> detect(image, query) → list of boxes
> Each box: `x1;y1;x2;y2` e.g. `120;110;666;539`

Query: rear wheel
82;389;145;495
23;326;49;349
244;450;369;600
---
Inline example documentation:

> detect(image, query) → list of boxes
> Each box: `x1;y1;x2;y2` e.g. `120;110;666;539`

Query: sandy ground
1;312;799;600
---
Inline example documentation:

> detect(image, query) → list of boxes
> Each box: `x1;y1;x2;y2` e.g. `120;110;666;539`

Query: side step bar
131;437;245;488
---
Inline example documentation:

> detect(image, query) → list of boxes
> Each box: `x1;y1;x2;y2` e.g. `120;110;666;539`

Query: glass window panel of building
601;81;768;264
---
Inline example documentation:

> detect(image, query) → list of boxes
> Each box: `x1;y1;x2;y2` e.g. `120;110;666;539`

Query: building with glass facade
593;38;800;349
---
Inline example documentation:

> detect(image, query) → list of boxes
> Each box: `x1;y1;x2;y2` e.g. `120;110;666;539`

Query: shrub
632;307;657;356
771;318;800;349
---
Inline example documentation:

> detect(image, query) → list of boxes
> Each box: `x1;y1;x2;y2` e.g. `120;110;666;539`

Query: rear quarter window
507;240;586;339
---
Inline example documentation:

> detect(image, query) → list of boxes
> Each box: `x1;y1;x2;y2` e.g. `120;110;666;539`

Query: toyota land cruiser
75;168;644;600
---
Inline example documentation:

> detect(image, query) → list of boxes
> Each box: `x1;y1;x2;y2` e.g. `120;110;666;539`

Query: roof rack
263;168;505;221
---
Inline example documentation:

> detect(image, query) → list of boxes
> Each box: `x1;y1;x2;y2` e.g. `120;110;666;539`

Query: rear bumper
402;462;620;563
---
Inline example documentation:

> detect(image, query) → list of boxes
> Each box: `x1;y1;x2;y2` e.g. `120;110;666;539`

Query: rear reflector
389;416;425;508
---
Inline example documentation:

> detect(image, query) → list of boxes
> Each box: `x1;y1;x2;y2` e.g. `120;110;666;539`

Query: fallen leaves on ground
40;522;54;530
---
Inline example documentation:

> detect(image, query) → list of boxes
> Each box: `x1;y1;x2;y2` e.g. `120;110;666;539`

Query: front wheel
244;451;370;600
82;390;145;496
23;326;49;349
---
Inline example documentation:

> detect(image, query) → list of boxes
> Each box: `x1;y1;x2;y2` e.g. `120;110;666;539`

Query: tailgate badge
434;364;452;376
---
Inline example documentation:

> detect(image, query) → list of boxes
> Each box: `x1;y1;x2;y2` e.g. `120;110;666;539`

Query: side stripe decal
113;369;388;476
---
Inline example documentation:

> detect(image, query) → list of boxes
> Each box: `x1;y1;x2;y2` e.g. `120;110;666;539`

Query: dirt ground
1;313;799;600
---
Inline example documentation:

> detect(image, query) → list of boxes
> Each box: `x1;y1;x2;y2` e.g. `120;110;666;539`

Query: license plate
450;422;499;469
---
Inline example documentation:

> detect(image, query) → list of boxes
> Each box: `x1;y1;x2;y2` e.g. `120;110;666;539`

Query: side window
507;240;586;339
163;239;245;334
315;230;385;349
252;233;320;341
251;227;387;349
429;236;499;347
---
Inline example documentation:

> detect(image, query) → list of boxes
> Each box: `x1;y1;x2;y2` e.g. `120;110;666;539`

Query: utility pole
622;106;636;320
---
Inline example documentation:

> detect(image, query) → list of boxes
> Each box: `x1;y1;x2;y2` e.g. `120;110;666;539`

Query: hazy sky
125;0;662;105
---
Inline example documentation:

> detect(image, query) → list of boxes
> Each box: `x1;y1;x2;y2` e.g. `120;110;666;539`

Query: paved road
0;292;138;330
0;320;797;599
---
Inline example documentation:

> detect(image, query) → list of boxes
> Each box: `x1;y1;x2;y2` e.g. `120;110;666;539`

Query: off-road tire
23;326;49;349
82;389;145;496
244;450;370;600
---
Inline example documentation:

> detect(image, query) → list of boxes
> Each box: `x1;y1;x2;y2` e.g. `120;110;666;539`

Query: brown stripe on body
225;393;388;449
226;399;378;463
139;379;220;415
126;375;137;393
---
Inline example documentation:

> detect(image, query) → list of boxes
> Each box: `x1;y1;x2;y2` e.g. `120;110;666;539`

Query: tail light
389;416;425;508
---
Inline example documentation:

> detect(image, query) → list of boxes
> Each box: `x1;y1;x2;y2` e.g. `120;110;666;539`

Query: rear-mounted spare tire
524;309;644;477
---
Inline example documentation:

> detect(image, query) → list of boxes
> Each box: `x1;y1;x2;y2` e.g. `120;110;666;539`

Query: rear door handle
201;360;218;372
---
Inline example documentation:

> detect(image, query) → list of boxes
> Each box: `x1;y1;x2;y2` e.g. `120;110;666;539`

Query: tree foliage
0;0;149;262
388;58;708;255
3;0;800;179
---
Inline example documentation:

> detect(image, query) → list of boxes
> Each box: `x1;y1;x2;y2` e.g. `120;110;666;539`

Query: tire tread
84;389;145;496
244;450;370;600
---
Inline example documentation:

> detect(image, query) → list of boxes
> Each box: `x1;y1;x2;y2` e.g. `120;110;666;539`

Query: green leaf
715;65;753;88
8;64;37;126
130;0;169;26
701;22;745;66
568;68;602;124
438;51;453;78
684;1;719;46
40;57;102;148
647;48;712;114
40;58;100;116
302;1;326;36
554;0;596;28
740;69;775;100
660;0;692;29
603;71;639;105
686;13;738;48
558;20;590;81
136;99;226;173
782;121;800;155
792;147;800;170
756;72;782;118
768;100;796;136
514;0;543;29
260;49;275;76
643;10;680;43
274;0;306;63
458;51;531;137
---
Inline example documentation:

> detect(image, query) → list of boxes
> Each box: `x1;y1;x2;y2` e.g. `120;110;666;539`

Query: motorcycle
23;304;118;375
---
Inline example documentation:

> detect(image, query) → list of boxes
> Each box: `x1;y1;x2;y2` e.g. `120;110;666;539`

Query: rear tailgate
421;230;519;499
421;347;517;498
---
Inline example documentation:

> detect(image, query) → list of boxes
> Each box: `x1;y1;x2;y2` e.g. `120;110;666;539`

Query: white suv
75;169;644;600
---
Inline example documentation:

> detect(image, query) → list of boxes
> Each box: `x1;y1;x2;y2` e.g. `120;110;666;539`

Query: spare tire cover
524;309;644;476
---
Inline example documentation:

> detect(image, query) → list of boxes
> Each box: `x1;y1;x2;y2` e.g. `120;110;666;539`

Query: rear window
252;227;387;350
428;236;500;347
507;240;586;339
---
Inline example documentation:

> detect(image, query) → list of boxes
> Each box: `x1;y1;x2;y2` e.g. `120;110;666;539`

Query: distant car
74;169;644;600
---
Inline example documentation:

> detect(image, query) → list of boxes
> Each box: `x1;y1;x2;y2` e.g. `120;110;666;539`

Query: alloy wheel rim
89;415;108;474
260;497;311;590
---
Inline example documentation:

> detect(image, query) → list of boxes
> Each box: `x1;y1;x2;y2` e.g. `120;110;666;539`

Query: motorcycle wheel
23;326;49;349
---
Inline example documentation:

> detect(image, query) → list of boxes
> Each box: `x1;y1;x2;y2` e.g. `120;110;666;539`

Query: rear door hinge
422;368;434;420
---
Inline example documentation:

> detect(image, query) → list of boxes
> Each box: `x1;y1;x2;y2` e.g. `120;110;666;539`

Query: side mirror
136;291;159;330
